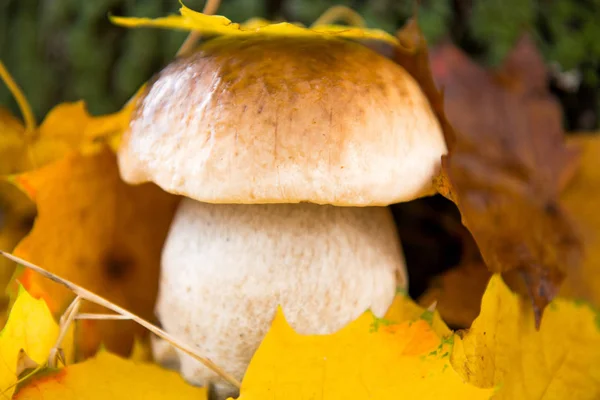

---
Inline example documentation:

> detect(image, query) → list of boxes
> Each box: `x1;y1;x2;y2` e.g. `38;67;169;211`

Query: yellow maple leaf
234;274;600;399
129;337;153;363
0;286;73;399
451;275;600;399
109;3;399;46
232;295;493;399
11;147;179;358
560;133;600;309
13;351;207;400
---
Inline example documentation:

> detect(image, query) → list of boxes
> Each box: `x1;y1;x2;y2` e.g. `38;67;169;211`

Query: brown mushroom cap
117;35;446;206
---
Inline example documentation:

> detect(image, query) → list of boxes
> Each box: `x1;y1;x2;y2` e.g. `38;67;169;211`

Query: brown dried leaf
418;262;491;329
394;24;582;326
394;20;456;148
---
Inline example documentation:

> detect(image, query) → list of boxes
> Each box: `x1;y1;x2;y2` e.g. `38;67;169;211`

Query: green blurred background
1;0;599;131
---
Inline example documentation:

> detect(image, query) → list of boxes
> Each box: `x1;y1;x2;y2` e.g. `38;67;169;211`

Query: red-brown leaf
431;36;582;326
393;23;582;327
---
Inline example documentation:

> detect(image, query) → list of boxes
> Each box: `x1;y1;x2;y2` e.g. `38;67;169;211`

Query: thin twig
175;0;222;56
0;61;40;169
125;0;222;108
202;0;221;16
176;32;202;57
48;295;81;368
310;5;366;28
59;295;81;325
0;60;36;132
0;250;241;389
427;301;438;313
75;313;132;320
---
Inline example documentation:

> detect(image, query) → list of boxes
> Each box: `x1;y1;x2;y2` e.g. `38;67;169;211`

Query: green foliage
470;0;536;66
540;0;600;84
468;0;600;86
0;0;205;118
356;0;451;44
0;0;599;125
217;0;266;26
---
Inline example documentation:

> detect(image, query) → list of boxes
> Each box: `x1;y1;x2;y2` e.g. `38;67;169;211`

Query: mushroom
117;35;446;397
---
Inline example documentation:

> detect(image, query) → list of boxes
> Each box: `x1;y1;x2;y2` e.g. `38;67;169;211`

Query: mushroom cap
117;35;446;206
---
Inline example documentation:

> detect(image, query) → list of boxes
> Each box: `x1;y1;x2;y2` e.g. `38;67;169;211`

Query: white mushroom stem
155;198;407;397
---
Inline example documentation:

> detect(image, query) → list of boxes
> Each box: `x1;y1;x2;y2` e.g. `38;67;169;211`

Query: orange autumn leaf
0;107;29;175
0;182;35;314
0;65;131;174
0;61;131;178
28;100;131;166
0;106;36;319
423;35;581;325
11;147;179;358
0;64;132;318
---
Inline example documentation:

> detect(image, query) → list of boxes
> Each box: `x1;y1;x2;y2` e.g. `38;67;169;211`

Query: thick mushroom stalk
156;198;405;396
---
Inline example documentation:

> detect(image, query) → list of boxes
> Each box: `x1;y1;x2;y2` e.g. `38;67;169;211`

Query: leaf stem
310;5;366;28
0;60;36;133
124;0;222;108
176;32;203;57
49;295;81;368
175;0;222;57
